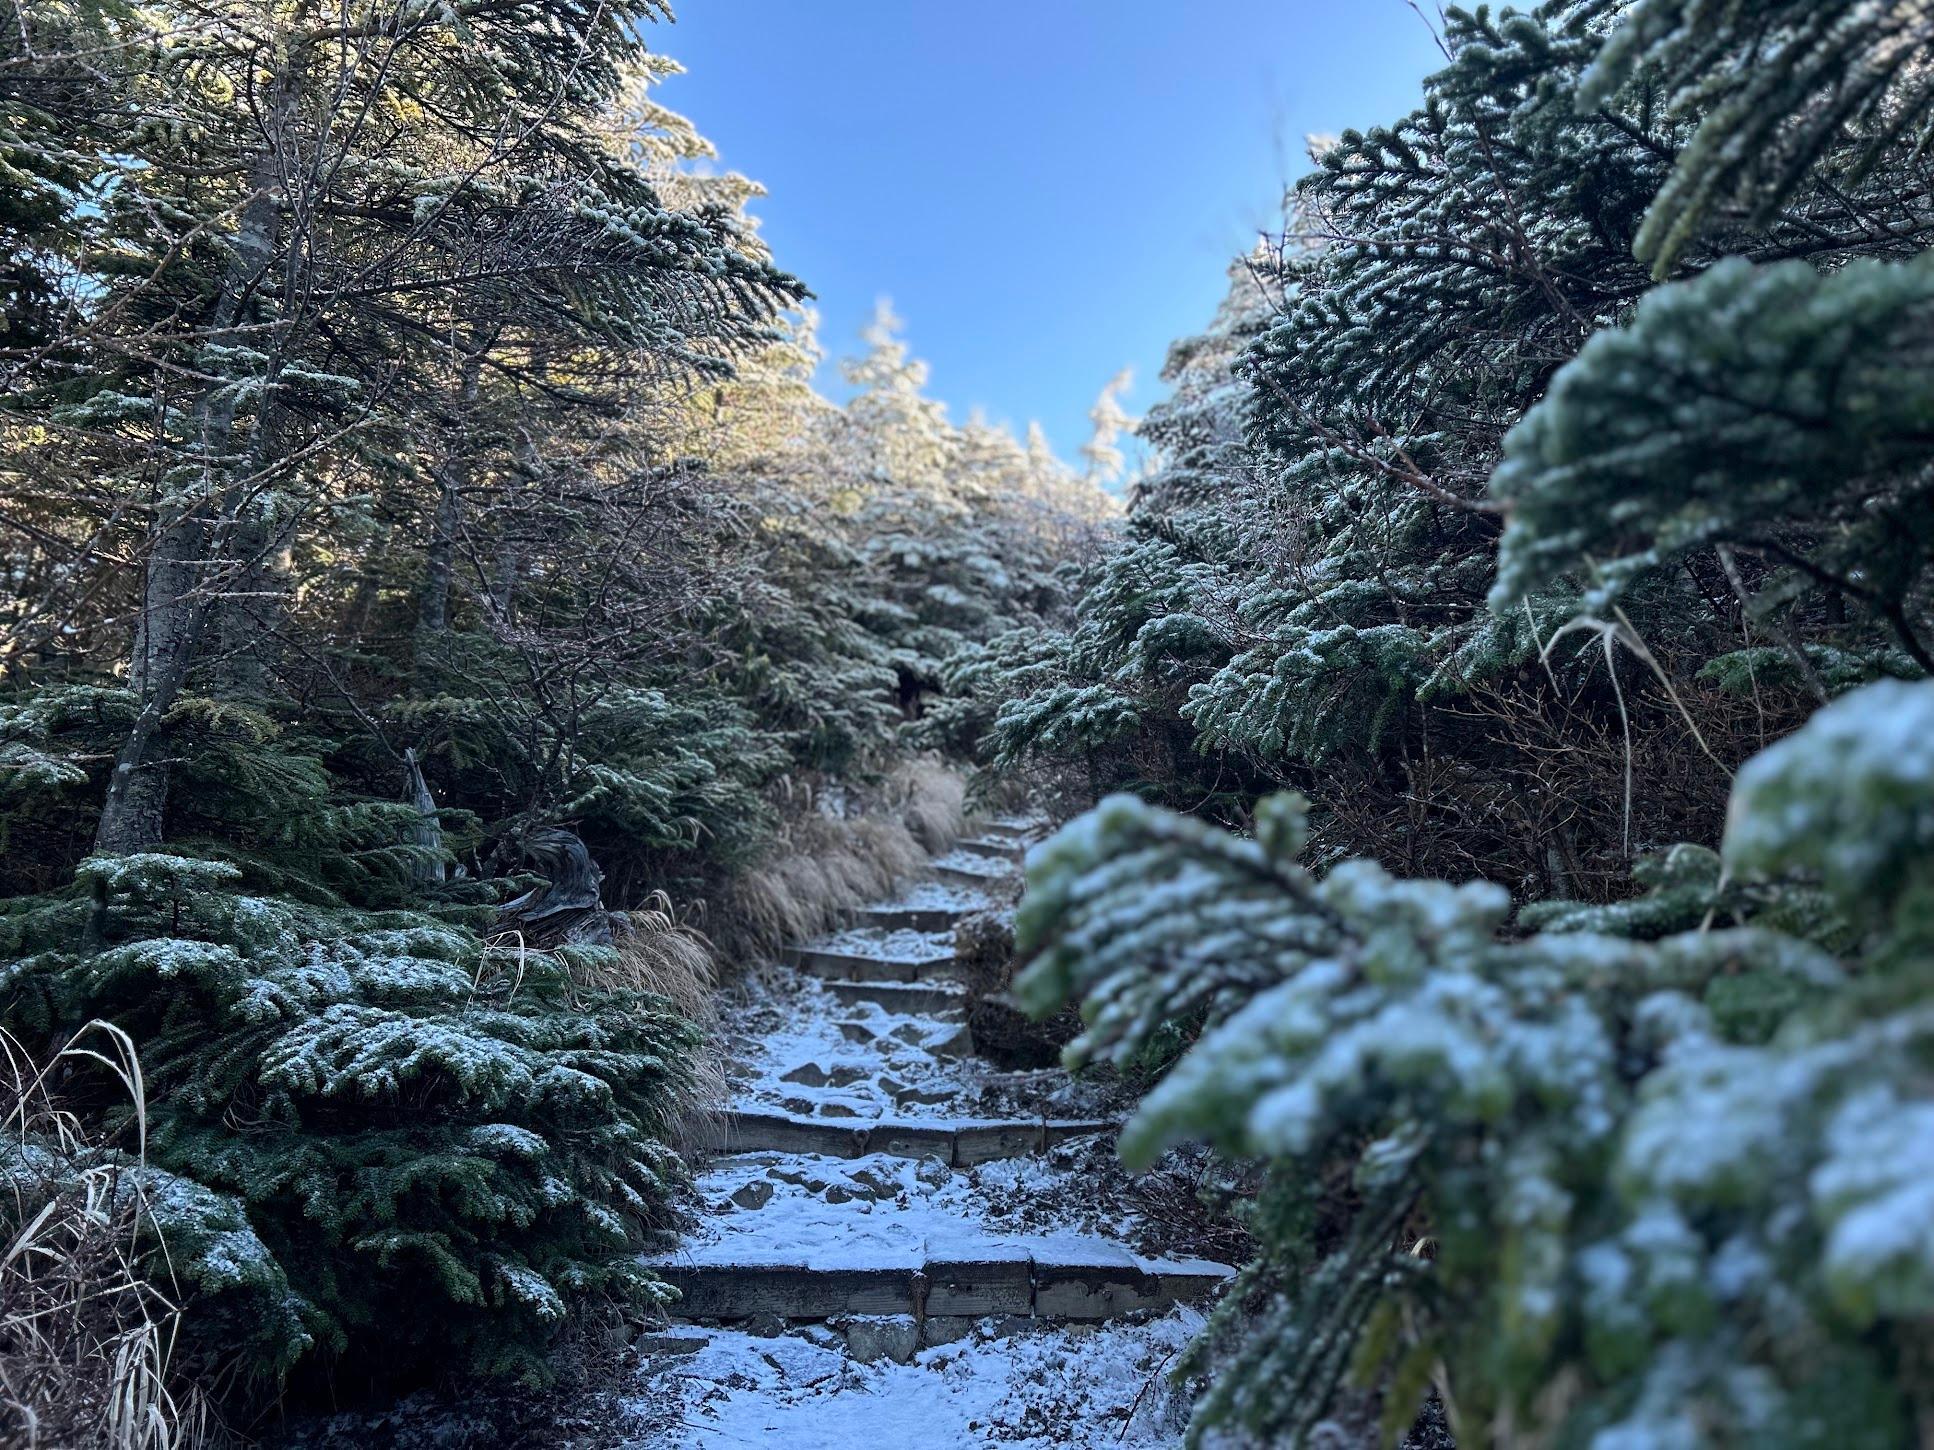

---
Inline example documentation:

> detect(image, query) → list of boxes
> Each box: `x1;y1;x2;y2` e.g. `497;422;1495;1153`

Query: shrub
1;854;700;1404
1016;678;1934;1446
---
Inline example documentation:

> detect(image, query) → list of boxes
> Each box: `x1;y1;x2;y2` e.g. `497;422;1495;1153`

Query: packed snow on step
869;879;998;916
624;1309;1205;1448
800;925;955;963
721;971;1114;1123
661;1142;1227;1274
930;848;1016;880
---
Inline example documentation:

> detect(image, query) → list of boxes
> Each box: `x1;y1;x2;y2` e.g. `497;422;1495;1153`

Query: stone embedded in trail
881;1077;952;1108
845;1166;901;1201
929;1024;975;1058
838;1315;919;1365
731;1180;775;1211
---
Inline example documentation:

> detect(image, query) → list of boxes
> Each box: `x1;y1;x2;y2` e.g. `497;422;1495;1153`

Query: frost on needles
1017;679;1934;1447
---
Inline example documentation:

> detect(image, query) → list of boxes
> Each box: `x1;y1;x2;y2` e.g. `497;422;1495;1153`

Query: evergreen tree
0;18;1103;1420
1004;3;1934;1443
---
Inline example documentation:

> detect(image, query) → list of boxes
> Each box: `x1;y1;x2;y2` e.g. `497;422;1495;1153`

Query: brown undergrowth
1;1024;213;1450
707;756;966;966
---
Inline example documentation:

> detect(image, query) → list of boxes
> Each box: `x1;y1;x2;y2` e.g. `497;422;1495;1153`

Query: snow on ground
657;1143;1228;1272
931;849;1015;879
624;1310;1203;1448
805;925;955;961
871;879;998;914
720;968;1116;1123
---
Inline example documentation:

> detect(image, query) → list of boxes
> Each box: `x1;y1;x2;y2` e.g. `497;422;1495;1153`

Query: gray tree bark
93;60;296;855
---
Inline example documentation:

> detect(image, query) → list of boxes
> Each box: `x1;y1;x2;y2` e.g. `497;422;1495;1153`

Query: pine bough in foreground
0;854;699;1396
1017;678;1934;1447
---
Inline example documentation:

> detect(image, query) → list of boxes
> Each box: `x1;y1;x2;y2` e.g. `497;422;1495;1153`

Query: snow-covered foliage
0;1;1103;1423
1;849;701;1393
992;4;1934;1443
959;0;1933;896
1017;680;1934;1445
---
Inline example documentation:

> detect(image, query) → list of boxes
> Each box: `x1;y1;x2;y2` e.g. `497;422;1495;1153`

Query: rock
729;1179;775;1210
914;1155;952;1190
929;1024;975;1059
838;1022;876;1044
743;1312;787;1338
839;1315;919;1365
827;1065;869;1088
823;1183;856;1204
781;1062;830;1087
789;1323;845;1351
920;1315;977;1348
892;1084;953;1108
768;1165;832;1193
756;1336;844;1385
890;1024;926;1047
847;1166;900;1199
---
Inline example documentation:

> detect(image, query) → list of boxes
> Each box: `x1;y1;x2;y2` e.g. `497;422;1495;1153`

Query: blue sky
656;3;1446;468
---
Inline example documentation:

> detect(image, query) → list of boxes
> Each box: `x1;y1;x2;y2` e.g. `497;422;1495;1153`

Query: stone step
933;862;1015;891
863;904;978;932
787;946;962;984
824;979;966;1015
955;835;1030;864
657;1250;1233;1324
720;1110;1115;1165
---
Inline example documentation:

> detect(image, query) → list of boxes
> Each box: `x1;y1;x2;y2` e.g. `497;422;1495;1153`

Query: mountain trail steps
626;816;1237;1447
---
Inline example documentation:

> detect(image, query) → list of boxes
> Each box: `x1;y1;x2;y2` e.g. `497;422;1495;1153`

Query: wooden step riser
956;839;1030;864
863;907;974;933
824;981;965;1014
721;1112;1113;1166
787;948;963;984
660;1260;1226;1323
934;866;1014;891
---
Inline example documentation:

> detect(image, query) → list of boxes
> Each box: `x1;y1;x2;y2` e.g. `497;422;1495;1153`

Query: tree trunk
416;475;460;639
94;516;207;855
93;62;295;856
416;350;485;649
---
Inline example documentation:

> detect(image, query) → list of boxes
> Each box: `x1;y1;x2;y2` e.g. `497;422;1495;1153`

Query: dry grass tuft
706;759;969;970
1;1023;211;1450
888;756;966;854
594;893;718;1025
551;899;727;1153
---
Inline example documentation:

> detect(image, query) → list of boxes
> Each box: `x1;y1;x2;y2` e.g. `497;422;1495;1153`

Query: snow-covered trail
624;821;1234;1448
